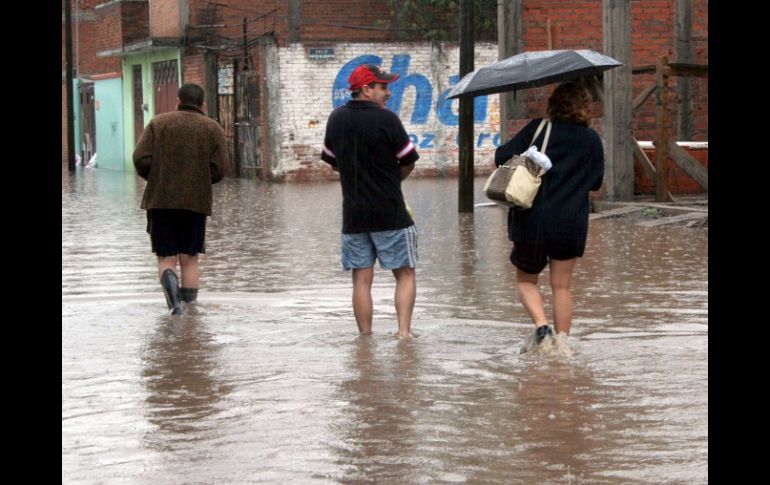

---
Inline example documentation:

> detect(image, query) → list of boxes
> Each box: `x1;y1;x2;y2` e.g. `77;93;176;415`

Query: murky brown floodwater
62;167;707;484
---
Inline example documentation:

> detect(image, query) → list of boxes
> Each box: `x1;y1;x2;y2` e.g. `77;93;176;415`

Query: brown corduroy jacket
133;105;230;216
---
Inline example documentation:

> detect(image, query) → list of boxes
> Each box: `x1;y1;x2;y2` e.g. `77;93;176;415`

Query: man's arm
132;122;154;180
321;132;338;170
399;163;415;180
389;113;419;176
210;126;230;184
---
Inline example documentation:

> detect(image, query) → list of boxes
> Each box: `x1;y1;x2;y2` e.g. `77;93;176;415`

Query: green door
94;77;125;171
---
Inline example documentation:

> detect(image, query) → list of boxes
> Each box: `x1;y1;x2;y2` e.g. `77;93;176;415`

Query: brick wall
80;0;105;9
121;1;150;45
273;42;501;181
182;53;206;87
186;0;395;49
63;0;709;175
636;144;707;194
511;0;707;142
91;1;149;55
94;3;122;57
629;0;707;142
690;0;708;139
297;1;395;43
74;5;122;76
150;0;180;38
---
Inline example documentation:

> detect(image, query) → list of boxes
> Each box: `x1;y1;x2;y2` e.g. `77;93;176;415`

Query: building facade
62;0;708;188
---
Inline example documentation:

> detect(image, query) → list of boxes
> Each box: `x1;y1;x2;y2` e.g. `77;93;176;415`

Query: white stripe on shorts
405;225;418;267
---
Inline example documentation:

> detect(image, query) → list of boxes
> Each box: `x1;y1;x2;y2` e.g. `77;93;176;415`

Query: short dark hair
350;82;380;99
177;83;205;107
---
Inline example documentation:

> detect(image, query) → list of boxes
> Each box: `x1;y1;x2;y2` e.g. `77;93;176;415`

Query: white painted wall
274;42;501;176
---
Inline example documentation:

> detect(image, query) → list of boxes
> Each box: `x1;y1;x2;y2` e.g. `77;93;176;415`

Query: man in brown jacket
133;83;230;315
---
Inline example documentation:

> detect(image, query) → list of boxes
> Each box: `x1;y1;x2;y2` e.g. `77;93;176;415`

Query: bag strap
541;120;552;155
528;119;548;149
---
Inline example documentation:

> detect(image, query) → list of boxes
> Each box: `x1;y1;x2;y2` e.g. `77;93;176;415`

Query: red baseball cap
348;64;400;91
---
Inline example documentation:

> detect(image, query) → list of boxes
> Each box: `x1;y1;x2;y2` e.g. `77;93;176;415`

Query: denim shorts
341;225;418;270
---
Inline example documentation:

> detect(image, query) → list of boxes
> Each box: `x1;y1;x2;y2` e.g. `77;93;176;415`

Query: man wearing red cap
321;64;419;338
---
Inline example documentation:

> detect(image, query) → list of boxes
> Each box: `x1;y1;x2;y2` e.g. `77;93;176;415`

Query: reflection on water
333;337;422;482
62;167;707;483
502;357;601;483
141;313;232;450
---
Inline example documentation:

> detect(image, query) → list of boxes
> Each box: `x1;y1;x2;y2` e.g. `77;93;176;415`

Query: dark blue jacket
495;118;604;255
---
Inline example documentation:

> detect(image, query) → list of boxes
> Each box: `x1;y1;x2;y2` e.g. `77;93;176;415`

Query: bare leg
392;267;416;337
179;253;200;288
549;258;577;335
157;255;178;279
515;268;548;328
352;267;374;334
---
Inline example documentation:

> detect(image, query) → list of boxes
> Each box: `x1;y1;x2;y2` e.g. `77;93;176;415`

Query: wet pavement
62;167;707;484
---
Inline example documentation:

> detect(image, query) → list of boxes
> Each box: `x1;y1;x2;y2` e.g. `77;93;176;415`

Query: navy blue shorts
146;209;207;257
510;240;579;274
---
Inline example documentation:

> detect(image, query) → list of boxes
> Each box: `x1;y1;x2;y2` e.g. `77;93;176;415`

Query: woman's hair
547;81;592;126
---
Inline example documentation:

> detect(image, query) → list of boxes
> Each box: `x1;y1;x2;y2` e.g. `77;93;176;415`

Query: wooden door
152;59;179;115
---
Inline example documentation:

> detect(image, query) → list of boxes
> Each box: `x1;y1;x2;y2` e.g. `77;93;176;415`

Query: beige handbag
484;119;551;209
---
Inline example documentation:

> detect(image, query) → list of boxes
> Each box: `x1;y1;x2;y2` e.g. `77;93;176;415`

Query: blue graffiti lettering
410;132;501;149
333;56;492;127
419;133;435;149
436;75;488;126
476;133;490;147
388;55;432;124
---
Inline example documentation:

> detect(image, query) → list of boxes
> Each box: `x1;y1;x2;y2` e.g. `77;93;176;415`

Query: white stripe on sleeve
396;141;415;160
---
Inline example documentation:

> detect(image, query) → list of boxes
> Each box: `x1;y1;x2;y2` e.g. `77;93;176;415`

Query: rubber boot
180;287;198;304
160;269;184;315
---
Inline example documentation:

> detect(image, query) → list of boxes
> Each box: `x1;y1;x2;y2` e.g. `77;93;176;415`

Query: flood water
62;167;707;484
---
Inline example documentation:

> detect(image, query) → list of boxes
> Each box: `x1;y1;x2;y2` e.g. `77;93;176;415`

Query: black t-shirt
322;100;419;234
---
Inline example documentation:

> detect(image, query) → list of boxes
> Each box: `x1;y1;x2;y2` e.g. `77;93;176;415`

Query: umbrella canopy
447;49;622;99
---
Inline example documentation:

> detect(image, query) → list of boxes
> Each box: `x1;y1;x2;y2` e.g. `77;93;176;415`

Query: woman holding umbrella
494;81;604;345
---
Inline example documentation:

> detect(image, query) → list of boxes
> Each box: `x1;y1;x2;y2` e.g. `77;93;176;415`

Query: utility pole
288;0;301;43
458;0;474;213
65;0;76;172
603;0;634;200
497;0;524;143
243;17;249;69
675;0;693;141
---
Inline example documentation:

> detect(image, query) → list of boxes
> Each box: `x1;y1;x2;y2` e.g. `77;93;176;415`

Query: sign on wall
308;48;336;60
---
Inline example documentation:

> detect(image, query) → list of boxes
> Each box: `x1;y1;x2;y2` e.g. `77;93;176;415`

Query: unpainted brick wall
636;146;707;194
74;7;122;76
150;0;180;38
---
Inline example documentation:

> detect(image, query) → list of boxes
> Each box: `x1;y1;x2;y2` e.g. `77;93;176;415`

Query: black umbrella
447;49;623;99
